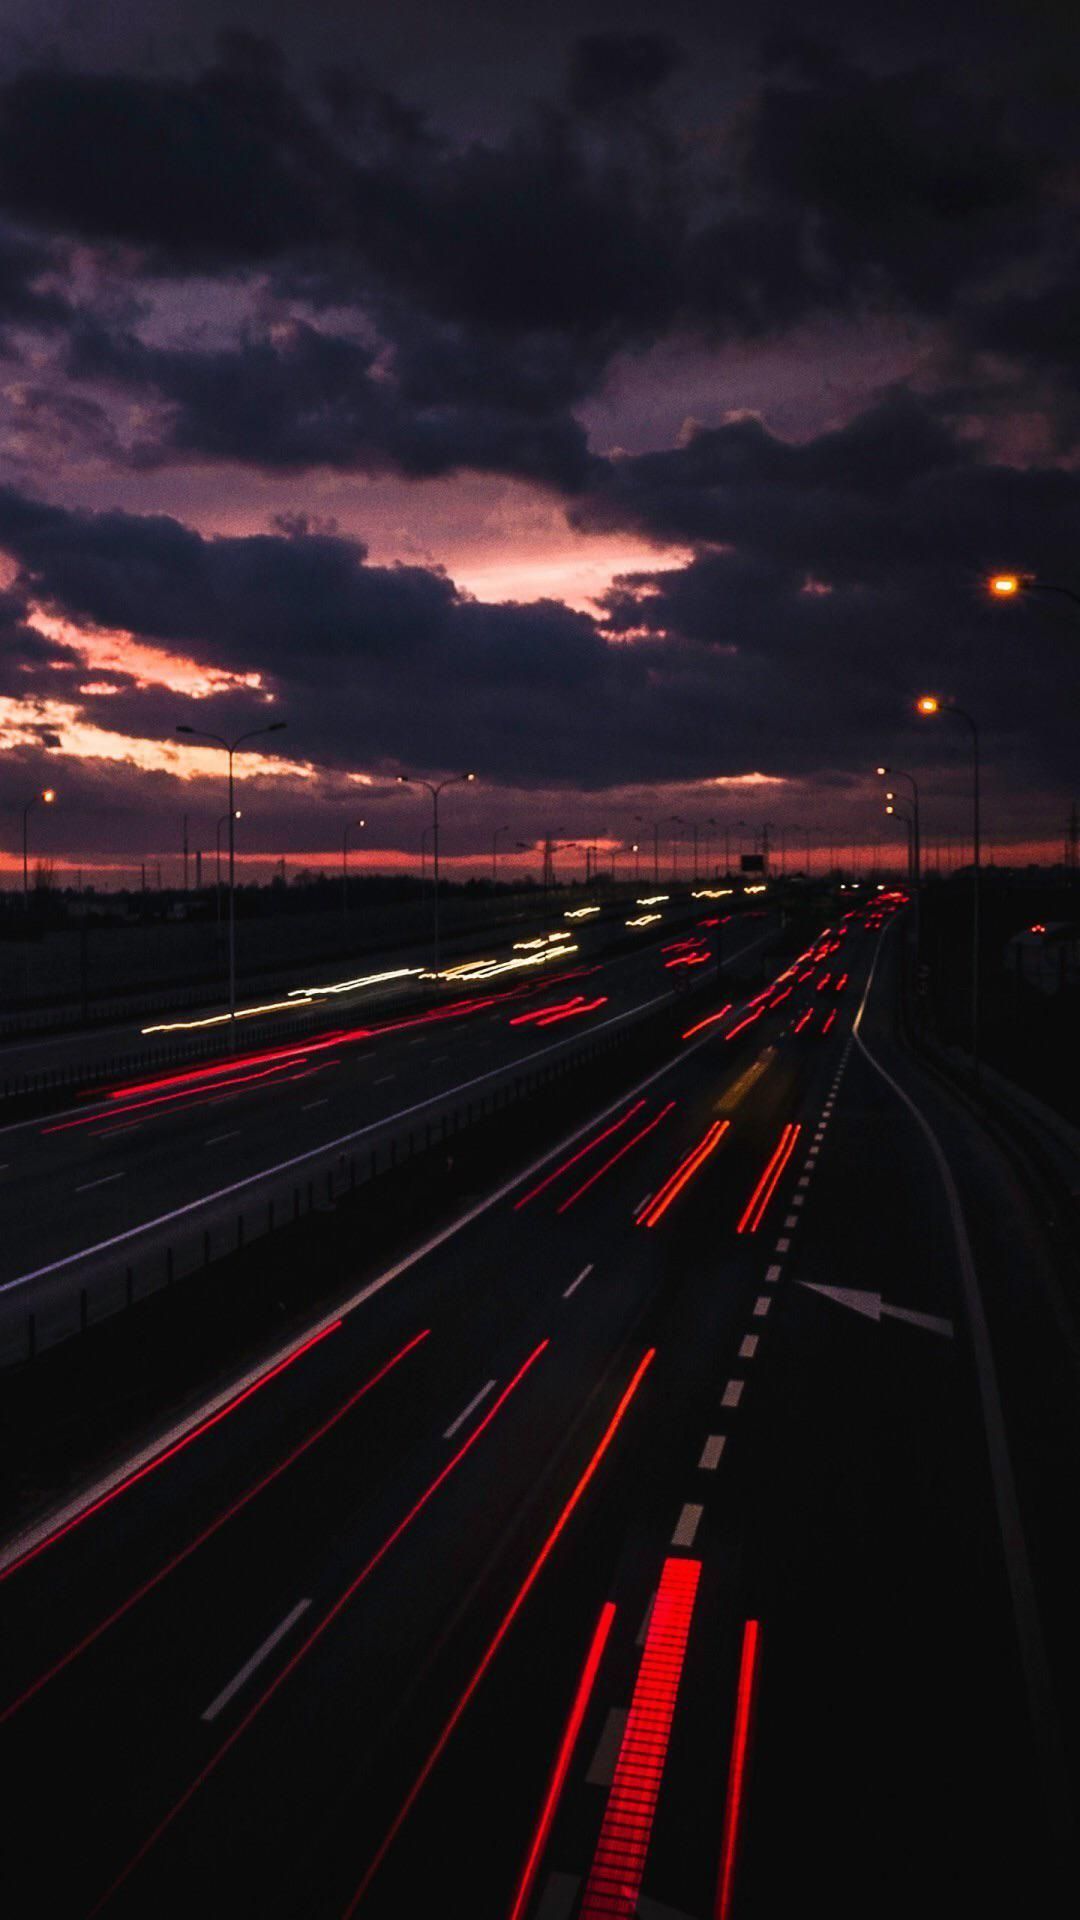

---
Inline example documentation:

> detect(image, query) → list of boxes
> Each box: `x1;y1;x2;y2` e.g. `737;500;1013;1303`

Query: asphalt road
0;908;772;1295
1;895;1075;1919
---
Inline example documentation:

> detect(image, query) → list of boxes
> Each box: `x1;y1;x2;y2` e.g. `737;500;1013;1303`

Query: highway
1;895;1076;1919
0;907;772;1303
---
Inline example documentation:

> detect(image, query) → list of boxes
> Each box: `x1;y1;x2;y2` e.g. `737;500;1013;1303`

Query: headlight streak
736;1123;802;1233
340;1348;656;1913
639;1120;730;1227
556;1101;676;1214
626;913;662;928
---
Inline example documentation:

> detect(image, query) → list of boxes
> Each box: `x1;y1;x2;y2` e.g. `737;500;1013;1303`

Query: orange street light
989;573;1022;596
916;695;939;715
22;787;58;907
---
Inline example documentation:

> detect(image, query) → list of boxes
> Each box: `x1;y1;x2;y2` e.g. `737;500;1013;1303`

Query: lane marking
634;1191;654;1216
784;1215;798;1228
374;1073;396;1084
764;1264;782;1283
93;1123;142;1141
722;1379;744;1407
74;1172;125;1193
739;1335;759;1359
792;1194;805;1208
797;1174;810;1188
800;1282;953;1337
301;1099;329;1112
586;1707;628;1787
671;1502;703;1548
699;1435;726;1469
205;1131;240;1147
752;1297;771;1317
636;1594;655;1647
775;1237;791;1253
853;927;1070;1847
201;1600;311;1723
562;1265;593;1300
443;1379;496;1439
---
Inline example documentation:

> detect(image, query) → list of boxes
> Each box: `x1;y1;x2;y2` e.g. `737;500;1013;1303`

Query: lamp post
176;719;286;1048
343;817;366;924
988;571;1080;612
669;814;684;883
397;771;476;979
917;695;980;1081
22;787;56;909
215;810;242;931
492;824;510;886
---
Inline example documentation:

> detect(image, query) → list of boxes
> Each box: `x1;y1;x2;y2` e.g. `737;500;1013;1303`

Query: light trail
579;1557;702;1918
640;1120;730;1227
512;1101;648;1212
340;1349;656;1913
87;1339;549;1916
556;1103;676;1214
1;1329;428;1724
682;1003;733;1040
507;1601;617;1920
736;1123;801;1233
715;1620;762;1920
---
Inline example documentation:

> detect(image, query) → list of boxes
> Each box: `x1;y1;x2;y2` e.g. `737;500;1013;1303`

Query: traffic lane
2;952;829;1916
0;916;779;1288
0;966;803;1721
77;1034;806;1920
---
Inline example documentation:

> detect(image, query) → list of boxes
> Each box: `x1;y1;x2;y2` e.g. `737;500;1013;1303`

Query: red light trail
557;1102;676;1214
340;1349;656;1913
715;1620;762;1920
736;1123;801;1233
87;1339;550;1916
513;1100;647;1211
579;1556;702;1918
640;1120;730;1227
682;1003;733;1040
507;1601;617;1920
2;1328;429;1725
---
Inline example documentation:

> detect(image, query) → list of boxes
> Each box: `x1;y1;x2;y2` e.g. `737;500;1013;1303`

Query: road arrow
799;1282;953;1338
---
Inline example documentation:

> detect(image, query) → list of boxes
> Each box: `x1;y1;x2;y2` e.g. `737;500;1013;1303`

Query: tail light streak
736;1124;801;1233
682;1004;733;1041
340;1348;656;1913
1;1329;427;1724
87;1339;549;1916
715;1621;762;1920
513;1101;647;1211
557;1103;676;1214
507;1602;617;1920
640;1121;730;1228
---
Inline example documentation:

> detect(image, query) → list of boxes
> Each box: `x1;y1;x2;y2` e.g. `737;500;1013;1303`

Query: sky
1;0;1078;883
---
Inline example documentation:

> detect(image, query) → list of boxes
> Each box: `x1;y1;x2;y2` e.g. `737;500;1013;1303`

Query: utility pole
182;814;189;891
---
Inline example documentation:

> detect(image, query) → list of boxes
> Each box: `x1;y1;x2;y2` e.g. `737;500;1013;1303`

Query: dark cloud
0;221;69;329
568;33;682;114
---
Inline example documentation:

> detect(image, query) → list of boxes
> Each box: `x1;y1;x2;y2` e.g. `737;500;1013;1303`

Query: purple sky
1;2;1078;882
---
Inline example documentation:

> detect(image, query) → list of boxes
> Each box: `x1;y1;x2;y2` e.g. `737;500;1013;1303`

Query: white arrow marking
800;1282;953;1338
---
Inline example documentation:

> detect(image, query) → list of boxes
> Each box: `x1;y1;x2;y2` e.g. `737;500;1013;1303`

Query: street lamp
876;764;921;929
397;770;476;979
987;571;1080;611
492;824;510;886
22;787;56;909
343;817;366;924
176;719;286;1047
917;695;981;1080
669;814;684;883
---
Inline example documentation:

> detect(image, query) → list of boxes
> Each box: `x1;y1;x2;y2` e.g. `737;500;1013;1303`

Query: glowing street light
176;718;286;1046
397;771;476;978
343;817;366;924
22;786;56;908
917;694;981;1079
986;568;1080;611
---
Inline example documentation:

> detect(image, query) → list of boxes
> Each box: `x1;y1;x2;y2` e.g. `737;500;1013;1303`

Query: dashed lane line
562;1265;593;1301
699;1436;726;1469
201;1600;311;1724
443;1379;496;1440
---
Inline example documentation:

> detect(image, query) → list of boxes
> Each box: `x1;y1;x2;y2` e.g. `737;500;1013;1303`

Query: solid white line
563;1264;593;1300
721;1379;744;1408
739;1334;759;1359
74;1172;125;1193
853;927;1069;1841
671;1502;703;1547
205;1131;241;1146
443;1379;496;1439
201;1600;311;1723
753;1296;771;1316
699;1435;726;1469
765;1264;782;1283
